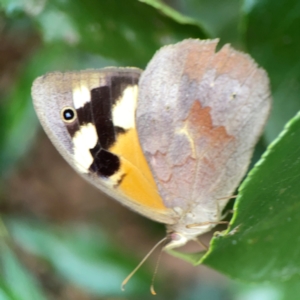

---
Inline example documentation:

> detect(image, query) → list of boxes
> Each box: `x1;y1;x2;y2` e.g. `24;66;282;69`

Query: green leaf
6;218;154;296
0;242;47;300
172;0;241;45
201;111;300;283
0;291;13;300
243;0;300;143
233;282;283;300
1;0;206;67
139;0;208;32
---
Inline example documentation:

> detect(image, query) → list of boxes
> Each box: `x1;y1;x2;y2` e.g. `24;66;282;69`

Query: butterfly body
32;39;271;249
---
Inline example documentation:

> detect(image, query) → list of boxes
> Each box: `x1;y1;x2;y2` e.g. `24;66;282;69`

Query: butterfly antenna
150;240;166;295
121;237;167;292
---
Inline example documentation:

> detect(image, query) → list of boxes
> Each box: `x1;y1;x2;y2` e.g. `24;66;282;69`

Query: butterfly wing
32;68;176;224
136;39;271;232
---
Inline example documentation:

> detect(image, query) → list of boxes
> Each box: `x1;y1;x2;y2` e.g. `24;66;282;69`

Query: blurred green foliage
0;0;300;299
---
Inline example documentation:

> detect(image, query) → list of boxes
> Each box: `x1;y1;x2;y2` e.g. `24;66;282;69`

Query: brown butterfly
32;39;271;250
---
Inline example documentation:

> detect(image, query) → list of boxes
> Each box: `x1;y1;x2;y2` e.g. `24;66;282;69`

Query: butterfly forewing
32;68;175;224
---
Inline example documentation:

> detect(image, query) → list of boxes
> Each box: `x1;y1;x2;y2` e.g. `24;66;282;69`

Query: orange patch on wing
183;41;217;81
110;128;167;210
185;101;233;147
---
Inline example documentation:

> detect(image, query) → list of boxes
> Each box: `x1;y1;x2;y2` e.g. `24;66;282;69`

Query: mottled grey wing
136;39;271;215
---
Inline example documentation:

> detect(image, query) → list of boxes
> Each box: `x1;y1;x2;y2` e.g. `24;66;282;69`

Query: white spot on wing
73;123;98;173
112;85;138;129
73;84;91;109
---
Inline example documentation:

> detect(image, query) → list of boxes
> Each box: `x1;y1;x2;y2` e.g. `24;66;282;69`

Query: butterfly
32;39;271;250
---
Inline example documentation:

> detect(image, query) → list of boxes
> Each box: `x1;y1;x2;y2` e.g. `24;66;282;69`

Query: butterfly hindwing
136;39;271;236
